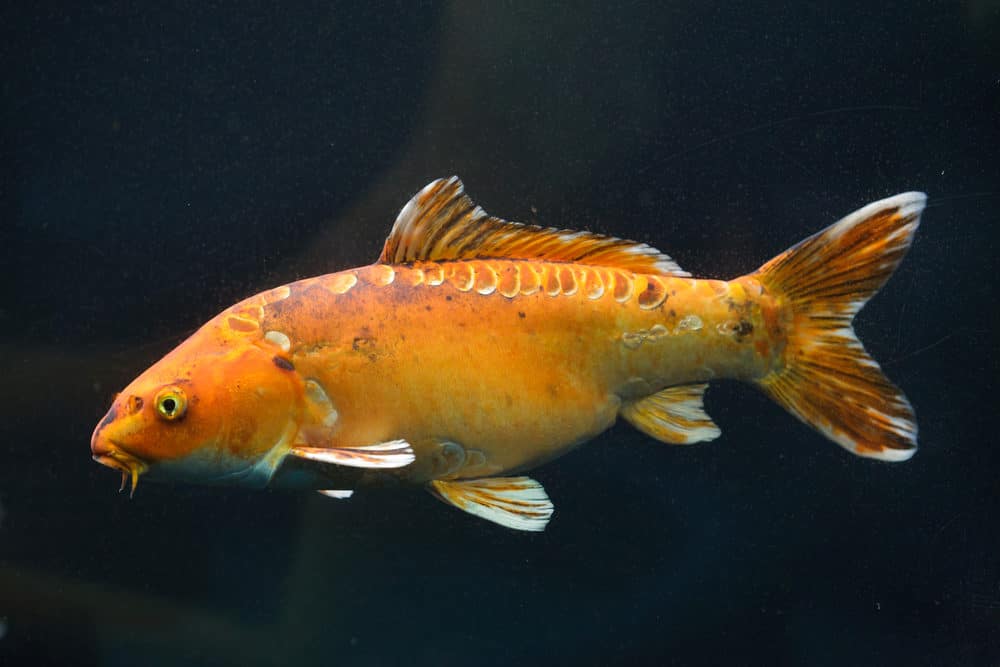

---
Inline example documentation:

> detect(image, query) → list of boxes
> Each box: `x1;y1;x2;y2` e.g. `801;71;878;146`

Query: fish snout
91;404;148;496
91;404;117;458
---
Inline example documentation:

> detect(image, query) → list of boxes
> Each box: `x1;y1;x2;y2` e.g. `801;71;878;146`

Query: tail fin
753;192;925;461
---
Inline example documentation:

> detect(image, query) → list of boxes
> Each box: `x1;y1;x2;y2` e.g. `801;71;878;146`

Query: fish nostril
128;395;144;414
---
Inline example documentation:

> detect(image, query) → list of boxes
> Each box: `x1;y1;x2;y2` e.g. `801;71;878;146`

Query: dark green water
2;2;997;665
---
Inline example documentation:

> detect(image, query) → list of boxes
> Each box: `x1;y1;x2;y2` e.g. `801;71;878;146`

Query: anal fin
290;440;415;469
428;477;554;531
620;384;721;444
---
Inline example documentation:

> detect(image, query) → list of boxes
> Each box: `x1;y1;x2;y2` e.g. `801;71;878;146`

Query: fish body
92;178;925;530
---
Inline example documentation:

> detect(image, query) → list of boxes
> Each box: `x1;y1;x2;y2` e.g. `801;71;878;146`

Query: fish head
91;326;303;494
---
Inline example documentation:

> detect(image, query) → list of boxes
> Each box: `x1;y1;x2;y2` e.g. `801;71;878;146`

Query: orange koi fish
91;178;924;530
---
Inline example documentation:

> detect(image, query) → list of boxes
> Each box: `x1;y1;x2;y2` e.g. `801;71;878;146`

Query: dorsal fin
378;177;688;276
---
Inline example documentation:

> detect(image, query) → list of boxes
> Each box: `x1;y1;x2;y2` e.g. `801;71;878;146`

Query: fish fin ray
378;177;688;276
428;476;554;531
621;384;721;444
290;440;415;469
317;489;354;499
753;192;924;461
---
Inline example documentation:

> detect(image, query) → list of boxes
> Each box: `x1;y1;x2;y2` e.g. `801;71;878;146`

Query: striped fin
290;440;415;469
620;384;721;444
428;476;554;531
379;177;687;276
754;192;925;461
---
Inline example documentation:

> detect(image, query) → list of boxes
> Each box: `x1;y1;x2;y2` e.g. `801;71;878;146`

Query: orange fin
290;440;415;469
621;384;721;444
754;192;925;461
379;177;688;276
428;476;554;531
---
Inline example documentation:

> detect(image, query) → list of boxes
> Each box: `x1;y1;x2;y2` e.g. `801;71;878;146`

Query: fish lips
91;413;149;496
92;448;149;497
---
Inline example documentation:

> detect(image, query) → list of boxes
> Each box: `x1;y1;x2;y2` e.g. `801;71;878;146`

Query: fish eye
154;387;188;421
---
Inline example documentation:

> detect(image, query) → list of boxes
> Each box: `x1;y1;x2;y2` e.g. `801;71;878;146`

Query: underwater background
2;2;998;665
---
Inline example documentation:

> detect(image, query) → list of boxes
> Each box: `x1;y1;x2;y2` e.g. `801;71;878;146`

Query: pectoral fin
621;384;721;444
290;440;415;469
428;476;554;531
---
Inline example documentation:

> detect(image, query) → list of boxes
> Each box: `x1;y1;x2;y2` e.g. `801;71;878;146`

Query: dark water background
2;2;998;665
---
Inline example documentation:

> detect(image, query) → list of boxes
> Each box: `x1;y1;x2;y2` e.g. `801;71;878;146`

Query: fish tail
752;192;926;461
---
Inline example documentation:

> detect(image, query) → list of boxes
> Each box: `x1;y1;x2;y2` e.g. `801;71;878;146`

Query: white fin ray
290;440;415;469
428;476;554;531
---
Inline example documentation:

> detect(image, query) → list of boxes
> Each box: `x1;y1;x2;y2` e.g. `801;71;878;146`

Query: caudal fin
753;192;925;461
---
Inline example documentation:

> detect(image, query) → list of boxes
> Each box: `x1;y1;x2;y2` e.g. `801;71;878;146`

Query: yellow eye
154;387;188;421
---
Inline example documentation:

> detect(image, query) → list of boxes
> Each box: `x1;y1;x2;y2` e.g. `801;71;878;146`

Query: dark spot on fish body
272;356;295;371
425;305;432;311
352;337;370;352
518;311;526;319
445;295;453;301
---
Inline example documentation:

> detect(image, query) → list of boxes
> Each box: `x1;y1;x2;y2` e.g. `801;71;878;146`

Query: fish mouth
93;446;149;498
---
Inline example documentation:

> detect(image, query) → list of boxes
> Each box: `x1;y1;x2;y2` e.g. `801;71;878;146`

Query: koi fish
91;178;924;531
